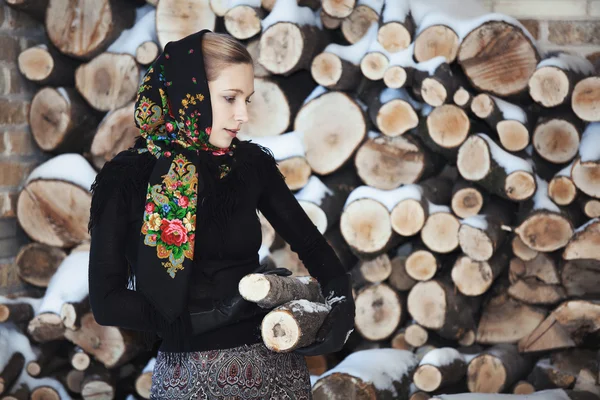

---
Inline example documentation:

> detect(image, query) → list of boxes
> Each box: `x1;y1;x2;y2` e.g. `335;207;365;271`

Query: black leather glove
189;265;292;335
294;272;355;356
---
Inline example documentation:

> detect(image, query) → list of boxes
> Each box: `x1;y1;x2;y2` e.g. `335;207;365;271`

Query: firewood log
512;235;539;261
476;292;547;345
312;349;417;400
414;62;458;107
242;73;316;137
572;76;600;122
418;104;472;161
529;52;595;108
432;389;598;399
90;102;139;170
458;20;539;97
350;254;392;287
563;218;600;261
1;383;29;400
134;358;154;399
404;323;429;348
259;0;327;75
4;0;48;21
69;347;91;371
246;38;270;78
319;9;343;29
571;123;600;198
0;353;25;395
578;193;600;218
527;349;596;391
354;283;403;341
405;247;443;282
0;303;33;324
509;253;561;286
224;5;264;40
29;87;100;154
295;91;367;175
377;0;413;53
414;26;459;64
457;134;536;202
519;300;600;352
420;205;460;254
512;381;535;394
29;386;60;400
60;296;91;330
341;2;381;45
452;250;510;297
388;247;417;292
470;93;531;152
365;87;420;137
450;180;485;218
533;112;585;164
321;0;355;19
561;259;600;297
354;134;438;190
75;53;140;112
17;45;77;86
413;348;467;392
407;278;477;340
26;343;68;378
46;0;135;60
467;344;531;393
156;0;216;48
15;243;66;288
81;363;115;400
549;161;578;206
453;87;473;110
261;300;329;352
239;274;323;308
135;41;159;65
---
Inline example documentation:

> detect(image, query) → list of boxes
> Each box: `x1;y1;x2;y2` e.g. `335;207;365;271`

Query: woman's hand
294;273;355;356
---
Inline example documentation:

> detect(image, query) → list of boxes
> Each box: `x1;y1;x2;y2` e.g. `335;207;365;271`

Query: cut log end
452;255;493;296
238;274;271;302
377;99;420;137
30;387;60;400
405;324;428;347
529;66;570;107
471;93;494;119
516;212;574;252
505;171;536;201
135;372;152;399
512;235;538;261
421;78;448;107
571;158;600;198
259;23;312;75
459;329;476;346
383;66;408;88
513;380;535;394
341;5;379;45
322;0;356;18
497;120;530;152
583;198;600;218
549;176;577;206
224;5;261;40
341;199;392;255
261;310;301;352
467;354;507;393
135;41;159;66
18;46;53;82
406;250;438;281
427;105;470;149
533;119;580;164
453;87;471;107
354;284;402;341
451;187;484;218
421;212;460;254
30;87;71;151
572;76;600;122
311;52;343;88
360;52;389;81
414;25;459;63
414;365;443;392
407;281;446;330
458;224;494;261
378;22;412;53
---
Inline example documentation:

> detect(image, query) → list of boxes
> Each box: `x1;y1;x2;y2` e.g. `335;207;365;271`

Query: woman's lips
226;129;238;137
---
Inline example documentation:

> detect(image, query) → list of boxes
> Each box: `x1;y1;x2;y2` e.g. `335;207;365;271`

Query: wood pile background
1;0;600;398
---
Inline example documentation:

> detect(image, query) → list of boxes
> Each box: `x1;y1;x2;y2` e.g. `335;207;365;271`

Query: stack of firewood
2;0;600;398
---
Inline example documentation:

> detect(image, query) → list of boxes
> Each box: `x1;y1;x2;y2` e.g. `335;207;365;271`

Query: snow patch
295;176;333;206
575;218;599;234
461;214;488;230
318;349;417;396
380;88;423;109
26;153;97;192
261;0;318;30
492;96;527;123
434;389;571;400
38;251;90;315
0;295;43;315
532;175;560;213
555;160;574;178
345;185;423;211
579;122;600;163
304;85;327;104
248;131;305;159
477;134;533;175
359;0;384;14
107;6;157;56
382;0;410;23
420;347;464;367
428;202;451;214
538;52;595;75
288;299;329;314
57;87;71;106
323;22;378;65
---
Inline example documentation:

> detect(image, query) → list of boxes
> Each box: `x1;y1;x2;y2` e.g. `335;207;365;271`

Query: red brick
519;19;540;40
0;192;17;218
0;129;38;155
0;160;36;186
0;98;30;125
0;65;36;95
0;34;20;62
548;21;600;45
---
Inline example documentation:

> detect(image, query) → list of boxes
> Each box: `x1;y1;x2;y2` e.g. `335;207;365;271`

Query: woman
88;30;354;399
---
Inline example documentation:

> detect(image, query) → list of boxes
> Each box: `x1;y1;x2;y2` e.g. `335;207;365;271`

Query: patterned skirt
150;343;313;400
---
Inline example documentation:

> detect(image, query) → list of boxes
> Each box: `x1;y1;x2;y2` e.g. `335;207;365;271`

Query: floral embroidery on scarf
141;154;198;278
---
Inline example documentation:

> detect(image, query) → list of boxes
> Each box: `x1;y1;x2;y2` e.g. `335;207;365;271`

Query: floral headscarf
132;29;238;341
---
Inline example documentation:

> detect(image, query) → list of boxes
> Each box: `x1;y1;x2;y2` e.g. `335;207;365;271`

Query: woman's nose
235;102;249;124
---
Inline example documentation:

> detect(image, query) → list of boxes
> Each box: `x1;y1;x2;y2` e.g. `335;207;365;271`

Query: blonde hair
202;32;253;81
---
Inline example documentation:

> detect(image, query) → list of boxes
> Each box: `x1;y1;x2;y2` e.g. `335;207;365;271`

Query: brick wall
0;3;48;263
0;1;599;264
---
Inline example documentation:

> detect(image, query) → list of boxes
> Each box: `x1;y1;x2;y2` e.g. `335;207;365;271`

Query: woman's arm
88;188;163;332
256;156;347;286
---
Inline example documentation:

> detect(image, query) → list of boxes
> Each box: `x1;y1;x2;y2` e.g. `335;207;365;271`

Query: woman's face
207;63;255;149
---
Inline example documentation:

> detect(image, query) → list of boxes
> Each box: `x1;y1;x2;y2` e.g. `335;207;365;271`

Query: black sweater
88;139;347;352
